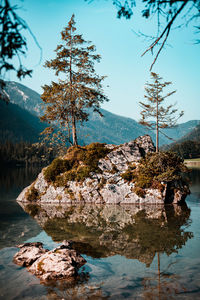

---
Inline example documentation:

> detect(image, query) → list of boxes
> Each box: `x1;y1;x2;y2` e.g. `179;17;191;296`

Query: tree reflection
44;276;109;300
20;203;193;267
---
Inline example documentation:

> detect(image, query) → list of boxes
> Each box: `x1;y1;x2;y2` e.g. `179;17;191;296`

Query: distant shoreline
184;159;200;167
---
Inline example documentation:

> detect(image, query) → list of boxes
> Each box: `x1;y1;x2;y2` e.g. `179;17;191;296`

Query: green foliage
44;158;72;182
170;140;200;159
40;14;108;146
26;185;39;202
0;139;57;166
121;151;189;193
133;187;146;198
139;72;183;152
43;142;111;186
0;0;33;80
121;163;136;181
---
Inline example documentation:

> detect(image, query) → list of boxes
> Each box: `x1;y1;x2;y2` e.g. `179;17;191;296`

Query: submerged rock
17;135;189;204
13;241;86;281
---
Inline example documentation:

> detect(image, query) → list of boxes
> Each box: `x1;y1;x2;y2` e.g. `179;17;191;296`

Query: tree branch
141;1;188;70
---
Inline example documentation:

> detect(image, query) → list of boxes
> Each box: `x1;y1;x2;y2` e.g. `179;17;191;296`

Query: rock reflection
19;203;193;267
44;277;109;300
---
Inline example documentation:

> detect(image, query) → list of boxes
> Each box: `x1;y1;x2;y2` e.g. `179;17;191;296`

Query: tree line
169;140;200;159
0;140;57;166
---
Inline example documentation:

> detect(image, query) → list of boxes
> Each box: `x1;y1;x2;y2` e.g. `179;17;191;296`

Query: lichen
65;188;75;200
56;195;62;201
78;192;84;201
37;259;45;274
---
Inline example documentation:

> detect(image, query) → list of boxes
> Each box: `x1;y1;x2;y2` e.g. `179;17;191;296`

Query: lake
0;166;200;299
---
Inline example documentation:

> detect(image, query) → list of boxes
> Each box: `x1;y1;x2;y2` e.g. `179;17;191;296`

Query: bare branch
141;1;188;69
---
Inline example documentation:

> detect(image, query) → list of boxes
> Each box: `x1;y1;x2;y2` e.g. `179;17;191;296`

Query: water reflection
0;166;42;249
19;203;193;267
43;276;109;300
0;165;42;191
188;168;200;198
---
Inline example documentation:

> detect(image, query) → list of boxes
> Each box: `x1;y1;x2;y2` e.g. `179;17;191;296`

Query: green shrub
26;186;39;202
133;187;146;198
121;151;189;192
44;158;72;182
43;143;111;186
121;163;136;181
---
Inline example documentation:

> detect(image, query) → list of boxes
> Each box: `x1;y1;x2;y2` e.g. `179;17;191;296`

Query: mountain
80;108;153;145
3;81;154;145
5;81;43;116
178;124;200;142
0;100;46;143
161;120;200;144
2;81;199;146
164;124;200;158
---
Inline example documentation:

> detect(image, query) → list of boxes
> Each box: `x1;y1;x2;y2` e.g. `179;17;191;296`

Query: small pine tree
139;72;184;152
40;14;109;146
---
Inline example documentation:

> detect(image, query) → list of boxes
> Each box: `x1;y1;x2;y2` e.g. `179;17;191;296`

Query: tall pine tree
139;72;184;152
40;14;108;146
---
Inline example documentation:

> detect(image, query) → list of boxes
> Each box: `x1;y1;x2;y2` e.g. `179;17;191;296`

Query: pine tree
139;72;184;152
40;14;109;146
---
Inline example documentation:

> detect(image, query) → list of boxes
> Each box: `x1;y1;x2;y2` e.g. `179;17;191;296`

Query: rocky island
17;135;190;205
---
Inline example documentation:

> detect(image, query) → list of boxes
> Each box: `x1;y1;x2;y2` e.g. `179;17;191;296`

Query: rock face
17;135;189;204
13;242;48;267
13;241;86;281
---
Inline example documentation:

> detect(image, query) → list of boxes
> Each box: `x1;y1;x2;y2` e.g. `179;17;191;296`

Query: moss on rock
25;185;39;202
43;143;111;187
121;151;189;195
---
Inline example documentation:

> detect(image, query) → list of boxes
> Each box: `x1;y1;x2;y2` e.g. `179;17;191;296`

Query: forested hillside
0;100;46;143
168;125;200;158
3;81;199;146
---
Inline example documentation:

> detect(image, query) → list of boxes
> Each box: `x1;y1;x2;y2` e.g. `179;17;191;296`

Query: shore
185;158;200;168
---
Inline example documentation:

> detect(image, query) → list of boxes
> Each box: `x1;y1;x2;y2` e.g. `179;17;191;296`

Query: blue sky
7;0;200;123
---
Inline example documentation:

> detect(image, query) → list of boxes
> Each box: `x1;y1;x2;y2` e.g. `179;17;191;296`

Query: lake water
0;166;200;300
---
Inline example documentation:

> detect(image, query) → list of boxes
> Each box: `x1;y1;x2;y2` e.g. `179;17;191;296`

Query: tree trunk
156;120;159;153
69;27;78;146
72;112;78;146
156;85;159;152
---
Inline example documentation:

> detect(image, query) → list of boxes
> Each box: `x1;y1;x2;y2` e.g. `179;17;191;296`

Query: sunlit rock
17;135;189;204
13;242;48;267
13;241;86;281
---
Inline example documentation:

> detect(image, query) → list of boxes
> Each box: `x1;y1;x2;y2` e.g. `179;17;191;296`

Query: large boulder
17;135;189;205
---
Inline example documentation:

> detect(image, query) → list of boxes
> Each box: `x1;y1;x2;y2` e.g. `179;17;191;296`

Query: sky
7;0;200;123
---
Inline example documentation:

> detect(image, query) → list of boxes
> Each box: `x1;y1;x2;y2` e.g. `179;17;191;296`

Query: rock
13;241;86;281
13;242;48;267
16;135;189;204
